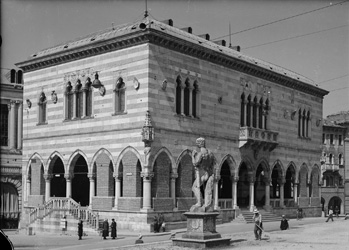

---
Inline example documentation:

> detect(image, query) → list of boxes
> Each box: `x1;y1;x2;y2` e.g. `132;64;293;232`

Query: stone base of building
172;212;231;248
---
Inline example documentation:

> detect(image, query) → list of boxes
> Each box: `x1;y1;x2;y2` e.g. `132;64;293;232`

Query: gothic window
240;93;245;127
192;81;198;118
264;99;269;129
323;133;325;144
302;110;306;137
85;78;93;117
298;109;302;137
252;97;257;128
175;76;182;115
329;154;333;164
65;82;73;120
330;134;334;145
246;95;251;127
38;91;47;124
184;79;190;116
0;104;9;146
114;77;126;114
258;98;263;129
339;154;343;165
339;135;342;145
306;111;310;137
75;80;83;118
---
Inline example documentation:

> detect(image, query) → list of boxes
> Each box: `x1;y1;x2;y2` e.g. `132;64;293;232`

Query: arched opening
321;197;325;212
328;196;341;214
218;161;232;199
175;76;182;115
240;93;245;127
237;163;249;207
255;164;266;207
285;166;295;199
0;183;19;229
176;154;193;198
152;152;171;198
72;155;89;206
50;157;66;197
246;95;251;127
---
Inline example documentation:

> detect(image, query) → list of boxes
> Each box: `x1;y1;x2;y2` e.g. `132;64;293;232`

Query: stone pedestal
172;212;231;248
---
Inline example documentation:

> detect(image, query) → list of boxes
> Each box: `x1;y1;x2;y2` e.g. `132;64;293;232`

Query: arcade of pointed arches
24;147;321;212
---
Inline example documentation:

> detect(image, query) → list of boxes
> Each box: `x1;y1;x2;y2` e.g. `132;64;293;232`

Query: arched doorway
152;152;171;198
285;166;295;199
218;161;232;199
328;196;342;214
255;164;266;207
72;155;89;206
176;154;194;198
51;157;66;198
237;163;249;207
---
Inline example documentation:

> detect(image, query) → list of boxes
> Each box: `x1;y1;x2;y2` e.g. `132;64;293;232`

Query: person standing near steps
326;206;334;222
252;209;263;240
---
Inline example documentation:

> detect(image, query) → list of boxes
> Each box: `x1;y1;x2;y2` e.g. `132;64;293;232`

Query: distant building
321;111;349;215
0;68;23;229
16;17;328;233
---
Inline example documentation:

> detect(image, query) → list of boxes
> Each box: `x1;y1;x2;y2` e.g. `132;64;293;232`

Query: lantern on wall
141;110;154;143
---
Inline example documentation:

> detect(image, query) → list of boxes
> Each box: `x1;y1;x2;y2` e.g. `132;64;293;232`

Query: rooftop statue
190;137;217;212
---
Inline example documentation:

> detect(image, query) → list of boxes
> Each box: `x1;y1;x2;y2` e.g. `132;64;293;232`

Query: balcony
321;164;339;172
239;127;278;151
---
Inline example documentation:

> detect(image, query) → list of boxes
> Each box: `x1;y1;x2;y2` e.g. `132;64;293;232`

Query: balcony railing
321;164;339;172
239;127;278;150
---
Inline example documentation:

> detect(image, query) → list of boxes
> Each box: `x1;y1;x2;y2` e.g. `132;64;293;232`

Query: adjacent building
16;17;329;232
321;111;349;215
0;69;24;229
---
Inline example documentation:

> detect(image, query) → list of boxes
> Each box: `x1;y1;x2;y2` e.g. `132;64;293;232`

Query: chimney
198;34;210;40
161;19;173;26
213;40;226;46
180;27;192;34
229;45;240;52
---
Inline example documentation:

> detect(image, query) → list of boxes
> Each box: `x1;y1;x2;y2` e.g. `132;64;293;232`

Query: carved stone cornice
16;21;328;98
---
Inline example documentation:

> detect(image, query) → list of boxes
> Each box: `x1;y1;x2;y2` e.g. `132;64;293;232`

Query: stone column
88;173;95;206
9;100;16;149
113;173;121;209
293;182;299;204
26;176;31;202
189;86;193;117
243;101;247;126
255;104;259;128
171;173;178;209
141;171;154;211
73;91;77;119
17;101;23;149
250;103;253;127
214;174;220;210
65;173;73;198
249;177;255;212
82;88;87;118
264;178;271;209
279;178;285;208
232;176;239;209
180;84;185;115
44;174;52;202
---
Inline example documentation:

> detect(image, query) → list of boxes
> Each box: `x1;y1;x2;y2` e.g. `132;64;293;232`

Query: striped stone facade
17;17;329;231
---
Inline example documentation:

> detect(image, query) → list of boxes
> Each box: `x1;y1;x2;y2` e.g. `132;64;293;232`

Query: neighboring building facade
16;17;328;231
0;69;23;229
321;111;349;215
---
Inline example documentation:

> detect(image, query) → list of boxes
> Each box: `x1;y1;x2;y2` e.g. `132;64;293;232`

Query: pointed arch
90;148;115;172
238;156;253;173
46;151;65;173
271;160;285;178
176;149;192;168
152;147;176;174
27;153;45;175
255;157;270;175
67;150;89;174
115;146;143;173
217;154;236;176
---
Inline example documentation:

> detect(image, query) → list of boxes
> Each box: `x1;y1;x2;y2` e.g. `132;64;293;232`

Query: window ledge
36;122;48;126
112;111;127;116
298;136;311;140
174;113;200;120
63;116;94;122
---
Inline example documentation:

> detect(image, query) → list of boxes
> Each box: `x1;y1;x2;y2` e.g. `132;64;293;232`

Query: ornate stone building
321;111;349;215
1;69;23;229
16;17;328;232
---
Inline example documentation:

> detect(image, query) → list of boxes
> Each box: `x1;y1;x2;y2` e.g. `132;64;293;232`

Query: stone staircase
237;208;281;224
28;198;101;236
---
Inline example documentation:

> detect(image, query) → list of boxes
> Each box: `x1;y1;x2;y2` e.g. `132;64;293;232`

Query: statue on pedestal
191;137;217;212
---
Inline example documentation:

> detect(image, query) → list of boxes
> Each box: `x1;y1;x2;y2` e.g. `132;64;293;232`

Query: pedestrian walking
252;209;263;240
111;218;117;239
102;219;109;239
78;220;83;240
280;215;289;230
326;206;334;222
334;206;339;218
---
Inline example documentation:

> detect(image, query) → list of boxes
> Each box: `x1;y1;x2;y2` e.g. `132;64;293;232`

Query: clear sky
1;0;348;117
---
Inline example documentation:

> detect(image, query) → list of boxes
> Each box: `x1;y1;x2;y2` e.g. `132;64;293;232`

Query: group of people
77;218;117;240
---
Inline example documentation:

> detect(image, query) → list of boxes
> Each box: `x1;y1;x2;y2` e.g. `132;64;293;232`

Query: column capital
140;171;154;180
43;173;53;180
171;173;178;179
215;174;221;181
113;172;122;179
10;100;17;105
64;173;73;180
278;177;286;185
249;176;255;183
231;176;239;182
87;173;95;179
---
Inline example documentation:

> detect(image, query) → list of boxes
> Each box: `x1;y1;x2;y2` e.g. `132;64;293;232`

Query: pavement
4;216;343;250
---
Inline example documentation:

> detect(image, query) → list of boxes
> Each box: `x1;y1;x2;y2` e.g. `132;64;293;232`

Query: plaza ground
6;216;348;250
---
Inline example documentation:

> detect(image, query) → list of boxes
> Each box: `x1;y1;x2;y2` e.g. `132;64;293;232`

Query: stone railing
321;164;339;172
218;199;233;209
239;127;278;149
29;197;99;229
269;198;295;208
